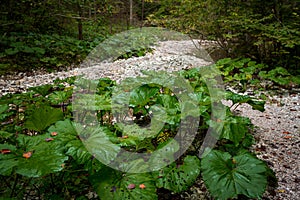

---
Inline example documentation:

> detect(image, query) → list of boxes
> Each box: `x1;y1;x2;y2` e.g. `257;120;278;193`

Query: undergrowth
0;66;277;199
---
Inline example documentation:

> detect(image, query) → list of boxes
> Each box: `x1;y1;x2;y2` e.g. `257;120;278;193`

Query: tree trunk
140;0;144;28
129;0;133;25
77;1;83;40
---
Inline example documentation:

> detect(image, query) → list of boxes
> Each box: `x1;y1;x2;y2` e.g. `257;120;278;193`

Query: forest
0;0;299;199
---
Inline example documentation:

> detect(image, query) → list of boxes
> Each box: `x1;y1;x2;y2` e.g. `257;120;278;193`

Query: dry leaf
23;151;32;159
45;138;54;142
127;184;135;190
139;184;146;189
1;149;11;154
51;132;58;136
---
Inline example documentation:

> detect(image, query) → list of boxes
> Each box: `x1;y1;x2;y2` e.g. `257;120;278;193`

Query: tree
147;0;300;71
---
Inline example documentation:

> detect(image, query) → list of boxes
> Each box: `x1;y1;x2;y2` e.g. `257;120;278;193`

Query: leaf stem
10;173;19;197
50;173;55;194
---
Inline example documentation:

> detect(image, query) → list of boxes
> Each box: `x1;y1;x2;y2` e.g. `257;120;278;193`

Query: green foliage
0;33;102;74
219;115;251;146
259;67;300;86
155;156;201;193
147;0;300;71
90;167;158;200
48;119;104;172
226;91;265;112
0;69;275;199
117;47;153;60
24;106;64;132
216;57;300;91
0;134;68;177
0;104;13;121
28;84;53;97
201;150;268;200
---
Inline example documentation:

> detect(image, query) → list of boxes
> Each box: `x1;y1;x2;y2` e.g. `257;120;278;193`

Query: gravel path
1;40;299;200
223;92;300;200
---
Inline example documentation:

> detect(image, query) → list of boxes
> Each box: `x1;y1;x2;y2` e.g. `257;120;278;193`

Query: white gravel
1;39;299;200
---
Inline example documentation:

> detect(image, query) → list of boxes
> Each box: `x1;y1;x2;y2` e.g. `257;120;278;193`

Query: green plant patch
155;155;201;193
90;166;158;200
216;57;300;91
24;105;64;132
0;134;68;177
201;150;268;200
226;91;265;112
0;32;101;75
0;69;276;199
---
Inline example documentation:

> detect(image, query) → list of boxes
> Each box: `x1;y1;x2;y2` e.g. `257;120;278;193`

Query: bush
0;32;104;75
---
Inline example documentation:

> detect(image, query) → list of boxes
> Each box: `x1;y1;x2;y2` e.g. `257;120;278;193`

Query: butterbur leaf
48;119;77;138
81;126;120;166
73;94;111;111
48;91;71;104
148;139;179;171
0;154;19;176
0;104;11;121
219;116;251;146
201;150;267;200
48;120;104;172
247;99;265;112
129;85;160;107
0;104;9;114
0;144;18;175
155;155;201;193
28;84;53;97
90;166;157;200
0;134;68;177
0;130;14;141
226;91;265;112
24;106;64;132
216;57;232;66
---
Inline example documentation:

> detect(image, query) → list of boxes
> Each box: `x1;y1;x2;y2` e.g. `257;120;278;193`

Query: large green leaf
48;90;72;104
28;84;53;97
218;115;251;146
0;104;11;121
48;119;78;137
90;166;157;200
201;150;268;200
72;93;111;111
148;139;179;171
48;119;104;172
81;126;120;166
0;144;18;176
49;119;120;167
0;104;9;114
155;94;181;125
226;91;265;112
24;106;64;132
129;85;160;107
155;155;201;193
0;134;68;177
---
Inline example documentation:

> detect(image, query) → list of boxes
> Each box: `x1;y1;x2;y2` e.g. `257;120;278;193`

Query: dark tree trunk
77;1;83;40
